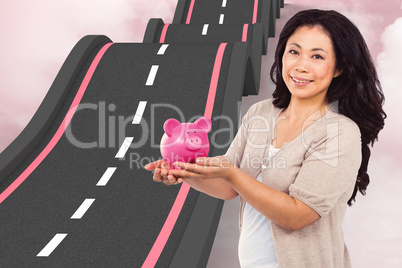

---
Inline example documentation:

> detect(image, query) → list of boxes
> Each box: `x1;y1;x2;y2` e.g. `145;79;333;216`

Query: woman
144;9;386;267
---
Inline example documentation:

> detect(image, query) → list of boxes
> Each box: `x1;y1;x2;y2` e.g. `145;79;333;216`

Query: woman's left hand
168;156;236;181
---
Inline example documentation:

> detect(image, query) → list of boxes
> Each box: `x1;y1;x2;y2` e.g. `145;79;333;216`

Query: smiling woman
282;26;342;103
271;9;387;206
145;9;386;268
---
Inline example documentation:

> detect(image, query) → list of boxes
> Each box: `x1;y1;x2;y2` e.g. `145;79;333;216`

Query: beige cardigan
224;99;362;268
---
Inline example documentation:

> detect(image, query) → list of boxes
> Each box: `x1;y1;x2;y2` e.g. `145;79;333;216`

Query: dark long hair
270;9;386;205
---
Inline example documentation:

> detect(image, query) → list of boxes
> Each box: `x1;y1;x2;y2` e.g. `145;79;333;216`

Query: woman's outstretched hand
144;159;184;186
144;156;237;187
168;156;236;181
145;156;240;200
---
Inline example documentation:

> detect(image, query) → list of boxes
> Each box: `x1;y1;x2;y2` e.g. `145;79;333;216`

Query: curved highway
0;0;284;267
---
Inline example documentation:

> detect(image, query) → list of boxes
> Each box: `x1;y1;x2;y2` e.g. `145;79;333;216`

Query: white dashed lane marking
222;0;227;7
37;233;68;257
97;167;117;186
36;39;154;258
145;65;159;86
38;31;154;258
219;14;225;24
115;137;134;159
157;44;169;55
132;101;147;124
71;199;96;219
202;24;209;35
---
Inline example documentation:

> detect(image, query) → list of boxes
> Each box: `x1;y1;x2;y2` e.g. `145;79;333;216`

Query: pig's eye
187;132;189;134
194;131;196;133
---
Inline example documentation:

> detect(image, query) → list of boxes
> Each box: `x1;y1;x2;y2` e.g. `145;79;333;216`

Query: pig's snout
185;134;204;151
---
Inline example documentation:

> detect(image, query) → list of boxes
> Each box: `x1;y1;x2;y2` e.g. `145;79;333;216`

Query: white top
238;144;280;268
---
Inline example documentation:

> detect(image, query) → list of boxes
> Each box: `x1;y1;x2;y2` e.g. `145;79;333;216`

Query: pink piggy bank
160;117;212;168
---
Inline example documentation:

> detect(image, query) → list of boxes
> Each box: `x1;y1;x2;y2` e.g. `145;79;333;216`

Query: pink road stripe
253;0;259;24
159;24;170;43
186;0;195;24
204;43;227;118
141;183;190;268
141;43;227;267
242;24;249;42
0;43;113;204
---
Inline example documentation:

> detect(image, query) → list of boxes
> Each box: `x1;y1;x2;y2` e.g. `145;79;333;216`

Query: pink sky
0;0;401;267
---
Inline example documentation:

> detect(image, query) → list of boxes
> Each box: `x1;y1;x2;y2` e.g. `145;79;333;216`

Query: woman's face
282;25;342;104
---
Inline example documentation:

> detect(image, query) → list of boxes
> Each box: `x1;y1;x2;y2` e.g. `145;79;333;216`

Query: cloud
284;0;385;55
343;17;402;268
375;17;402;162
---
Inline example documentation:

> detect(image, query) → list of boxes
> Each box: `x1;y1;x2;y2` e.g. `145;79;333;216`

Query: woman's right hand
144;159;184;186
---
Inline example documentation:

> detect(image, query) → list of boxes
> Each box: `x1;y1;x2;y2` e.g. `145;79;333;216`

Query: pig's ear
164;118;181;137
194;117;212;133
